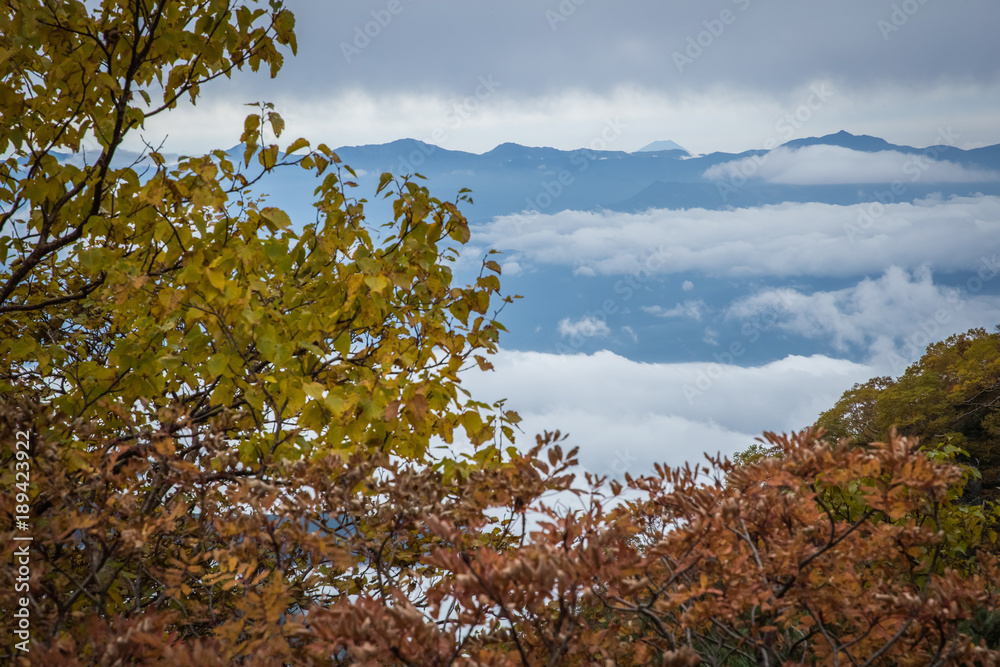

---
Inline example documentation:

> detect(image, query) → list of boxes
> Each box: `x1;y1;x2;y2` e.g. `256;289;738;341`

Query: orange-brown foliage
2;397;997;665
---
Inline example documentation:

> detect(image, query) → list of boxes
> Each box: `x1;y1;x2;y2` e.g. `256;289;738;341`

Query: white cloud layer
703;146;1000;185
558;315;610;339
728;266;1000;373
476;196;1000;278
643;300;707;320
455;263;1000;478
460;349;873;477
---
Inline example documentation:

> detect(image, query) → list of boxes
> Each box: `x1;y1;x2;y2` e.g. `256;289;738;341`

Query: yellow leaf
260;206;291;229
285;137;309;155
204;267;227;291
364;275;390;294
304;382;325;400
260;144;279;169
267;111;284;138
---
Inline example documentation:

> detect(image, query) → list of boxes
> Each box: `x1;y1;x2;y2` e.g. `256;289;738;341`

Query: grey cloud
222;0;1000;101
141;1;1000;155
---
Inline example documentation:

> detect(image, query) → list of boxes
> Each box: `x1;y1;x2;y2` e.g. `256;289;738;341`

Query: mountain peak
485;142;535;154
636;140;689;154
781;131;897;153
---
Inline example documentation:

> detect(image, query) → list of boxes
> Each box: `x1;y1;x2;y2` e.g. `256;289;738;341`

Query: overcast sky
141;0;1000;155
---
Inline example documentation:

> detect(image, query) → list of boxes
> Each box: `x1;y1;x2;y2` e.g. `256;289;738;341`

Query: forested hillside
817;327;1000;502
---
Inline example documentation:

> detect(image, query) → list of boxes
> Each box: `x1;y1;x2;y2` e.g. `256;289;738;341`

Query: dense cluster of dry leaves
2;395;997;665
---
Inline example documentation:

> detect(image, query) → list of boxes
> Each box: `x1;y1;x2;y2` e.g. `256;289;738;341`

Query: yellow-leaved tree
0;0;519;661
0;0;513;467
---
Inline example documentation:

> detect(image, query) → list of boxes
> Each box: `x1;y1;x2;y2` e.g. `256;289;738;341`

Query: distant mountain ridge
48;132;1000;225
314;131;1000;222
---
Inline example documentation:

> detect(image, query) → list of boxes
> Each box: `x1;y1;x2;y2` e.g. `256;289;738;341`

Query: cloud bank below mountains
728;266;1000;373
475;195;1000;278
703;146;1000;185
464;194;1000;474
462;263;1000;473
460;349;872;476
